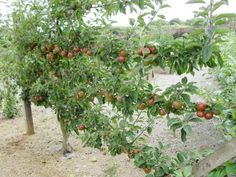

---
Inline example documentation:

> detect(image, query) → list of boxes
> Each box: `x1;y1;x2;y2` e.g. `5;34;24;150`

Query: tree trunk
192;138;236;177
23;98;35;135
152;70;154;78
59;119;72;153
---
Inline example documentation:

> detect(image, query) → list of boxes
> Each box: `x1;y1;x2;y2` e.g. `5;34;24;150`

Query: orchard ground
0;68;224;177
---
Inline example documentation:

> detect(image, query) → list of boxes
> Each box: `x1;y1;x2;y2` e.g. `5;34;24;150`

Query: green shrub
210;32;236;138
1;83;19;119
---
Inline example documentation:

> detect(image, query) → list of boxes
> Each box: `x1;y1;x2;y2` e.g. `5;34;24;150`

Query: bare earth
0;69;225;177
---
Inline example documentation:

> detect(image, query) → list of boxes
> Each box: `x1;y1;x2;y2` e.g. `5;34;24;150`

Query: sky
0;0;236;26
110;0;236;26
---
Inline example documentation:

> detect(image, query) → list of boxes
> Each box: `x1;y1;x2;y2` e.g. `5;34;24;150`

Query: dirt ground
0;69;225;177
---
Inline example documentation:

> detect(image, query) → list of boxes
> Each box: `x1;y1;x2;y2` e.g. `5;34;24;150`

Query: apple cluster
196;102;220;120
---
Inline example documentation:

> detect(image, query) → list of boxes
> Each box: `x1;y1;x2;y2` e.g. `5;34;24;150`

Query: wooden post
59;118;72;154
23;98;35;135
192;138;236;177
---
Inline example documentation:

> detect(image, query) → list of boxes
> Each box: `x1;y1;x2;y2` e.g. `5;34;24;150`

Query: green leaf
160;4;171;9
216;53;224;67
135;158;146;167
183;165;193;177
216;13;236;21
157;15;166;19
216;169;227;177
190;28;205;35
213;1;226;12
195;7;209;18
221;0;229;5
170;122;183;134
215;19;228;25
181;77;188;84
202;44;212;63
182;94;191;104
209;168;226;177
138;15;145;27
119;3;126;14
168;118;181;127
147;126;152;135
225;162;236;174
174;170;184;177
147;83;153;91
177;152;185;163
119;120;126;128
146;174;154;177
232;110;236;119
215;28;230;34
183;125;192;134
190;118;203;123
186;0;205;4
138;0;145;9
181;128;187;142
129;18;135;26
208;171;217;177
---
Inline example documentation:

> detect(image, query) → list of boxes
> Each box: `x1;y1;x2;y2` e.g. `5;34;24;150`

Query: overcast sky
110;0;236;26
1;0;236;26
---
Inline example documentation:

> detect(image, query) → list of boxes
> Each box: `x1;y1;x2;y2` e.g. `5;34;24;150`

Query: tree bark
152;70;154;78
192;138;236;177
23;98;35;135
59;119;72;153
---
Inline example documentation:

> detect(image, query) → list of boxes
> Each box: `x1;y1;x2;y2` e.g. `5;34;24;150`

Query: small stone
90;157;97;162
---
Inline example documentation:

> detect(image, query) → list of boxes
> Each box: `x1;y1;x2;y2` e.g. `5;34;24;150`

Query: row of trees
0;0;235;176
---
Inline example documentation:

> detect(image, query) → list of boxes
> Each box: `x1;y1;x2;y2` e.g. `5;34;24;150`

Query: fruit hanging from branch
205;112;213;120
196;102;208;112
61;49;68;57
86;49;93;56
172;101;183;110
117;56;126;63
119;50;127;57
53;45;60;54
196;111;205;118
73;45;80;53
77;91;85;99
143;167;151;174
79;124;86;131
137;103;147;110
158;108;166;116
47;52;54;62
67;51;75;59
149;46;157;54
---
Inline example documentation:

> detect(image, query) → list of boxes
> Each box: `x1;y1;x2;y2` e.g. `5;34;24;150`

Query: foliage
0;26;19;119
0;84;19;119
132;143;213;177
209;32;236;138
208;160;236;177
204;33;236;177
169;18;183;25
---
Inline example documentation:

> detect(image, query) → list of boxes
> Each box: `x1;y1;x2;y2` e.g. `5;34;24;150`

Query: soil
0;68;225;177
